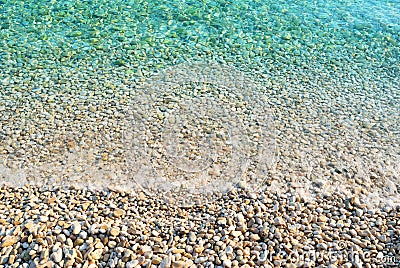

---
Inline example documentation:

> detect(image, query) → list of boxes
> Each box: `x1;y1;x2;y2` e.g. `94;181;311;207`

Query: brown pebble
113;208;126;218
1;235;19;248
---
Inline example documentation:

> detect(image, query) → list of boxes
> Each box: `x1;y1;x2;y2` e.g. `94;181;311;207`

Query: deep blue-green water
0;0;399;74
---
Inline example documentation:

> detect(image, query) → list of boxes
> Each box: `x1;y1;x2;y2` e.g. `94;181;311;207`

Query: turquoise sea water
0;0;399;74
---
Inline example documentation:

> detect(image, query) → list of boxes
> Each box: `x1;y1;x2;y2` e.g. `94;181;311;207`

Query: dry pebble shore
0;185;399;268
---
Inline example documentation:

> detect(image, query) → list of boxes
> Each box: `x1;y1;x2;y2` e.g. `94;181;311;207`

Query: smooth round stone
71;222;81;235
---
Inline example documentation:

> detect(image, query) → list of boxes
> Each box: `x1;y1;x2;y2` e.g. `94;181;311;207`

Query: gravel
0;185;399;267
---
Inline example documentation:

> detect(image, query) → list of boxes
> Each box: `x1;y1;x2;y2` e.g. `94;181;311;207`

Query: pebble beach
0;0;399;267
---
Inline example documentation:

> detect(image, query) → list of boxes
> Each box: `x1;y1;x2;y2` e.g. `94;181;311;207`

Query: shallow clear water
0;0;399;206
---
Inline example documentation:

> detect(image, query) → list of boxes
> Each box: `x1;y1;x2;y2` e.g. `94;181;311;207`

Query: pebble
188;232;196;242
237;213;246;225
225;246;234;258
51;248;63;263
57;234;66;243
109;228;120;237
113;208;125;218
159;256;172;268
274;217;286;226
318;215;327;222
195;256;208;264
231;231;242;238
126;260;139;268
172;260;187;268
71;222;81;235
217;217;227;225
24;221;36;233
249;234;260;241
39;216;49;223
108;241;117;248
223;259;232;268
140;245;152;254
152;256;163;265
89;249;103;260
0;236;18;248
377;235;387;242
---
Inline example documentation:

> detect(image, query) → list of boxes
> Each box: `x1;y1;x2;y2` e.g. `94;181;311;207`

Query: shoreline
1;62;399;209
